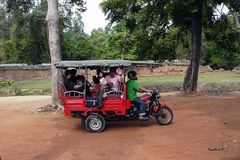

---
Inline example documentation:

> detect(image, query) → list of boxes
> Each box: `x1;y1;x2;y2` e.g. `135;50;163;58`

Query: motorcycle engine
129;105;139;119
132;106;138;112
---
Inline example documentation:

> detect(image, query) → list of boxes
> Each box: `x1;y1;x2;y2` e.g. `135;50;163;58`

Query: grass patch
198;72;240;83
0;79;51;96
11;79;51;90
138;75;184;86
138;72;240;86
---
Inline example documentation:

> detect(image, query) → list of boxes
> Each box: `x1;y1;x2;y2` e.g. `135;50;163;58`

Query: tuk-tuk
55;60;173;133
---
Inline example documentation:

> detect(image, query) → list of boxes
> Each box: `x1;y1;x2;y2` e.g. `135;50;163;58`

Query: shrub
0;80;14;88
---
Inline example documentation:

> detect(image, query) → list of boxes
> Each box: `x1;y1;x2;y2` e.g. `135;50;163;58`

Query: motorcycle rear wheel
156;106;173;125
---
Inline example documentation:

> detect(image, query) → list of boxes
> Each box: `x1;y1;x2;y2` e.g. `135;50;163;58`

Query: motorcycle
128;90;173;125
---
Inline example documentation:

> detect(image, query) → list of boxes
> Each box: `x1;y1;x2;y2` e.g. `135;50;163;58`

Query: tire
156;106;173;125
85;113;106;133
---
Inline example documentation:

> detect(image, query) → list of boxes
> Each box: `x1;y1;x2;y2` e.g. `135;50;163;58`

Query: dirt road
0;94;240;160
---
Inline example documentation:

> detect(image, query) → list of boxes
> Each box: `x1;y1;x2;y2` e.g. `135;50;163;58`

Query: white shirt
100;75;123;91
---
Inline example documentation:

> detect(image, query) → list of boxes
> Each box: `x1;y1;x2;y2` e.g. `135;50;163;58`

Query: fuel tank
139;94;151;102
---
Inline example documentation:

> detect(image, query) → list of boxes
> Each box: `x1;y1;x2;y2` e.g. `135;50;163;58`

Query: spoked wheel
85;113;106;133
156;106;173;125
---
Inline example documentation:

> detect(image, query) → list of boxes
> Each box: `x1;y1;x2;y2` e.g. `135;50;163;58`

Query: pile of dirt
36;104;64;113
136;65;187;76
199;65;213;73
198;83;240;94
233;66;240;73
137;65;214;76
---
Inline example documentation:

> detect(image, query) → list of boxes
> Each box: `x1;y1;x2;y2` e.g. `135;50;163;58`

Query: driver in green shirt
126;71;152;120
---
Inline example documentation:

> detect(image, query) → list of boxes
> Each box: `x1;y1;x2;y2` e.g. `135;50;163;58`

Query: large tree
46;0;85;104
101;0;240;95
46;0;61;104
182;0;204;95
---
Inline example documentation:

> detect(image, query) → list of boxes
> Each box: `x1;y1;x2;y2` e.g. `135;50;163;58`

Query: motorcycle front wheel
156;106;173;125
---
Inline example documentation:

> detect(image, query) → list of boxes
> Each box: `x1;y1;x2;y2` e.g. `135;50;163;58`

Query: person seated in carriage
63;70;91;97
64;70;80;91
100;67;124;91
95;67;123;107
75;75;92;97
66;67;77;85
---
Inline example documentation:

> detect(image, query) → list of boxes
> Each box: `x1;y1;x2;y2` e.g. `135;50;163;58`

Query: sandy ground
0;94;240;160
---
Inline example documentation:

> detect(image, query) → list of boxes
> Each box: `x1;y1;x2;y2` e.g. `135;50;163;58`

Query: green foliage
61;12;90;60
101;0;240;68
0;0;87;64
203;16;240;70
6;0;33;13
0;0;240;71
0;0;50;64
101;0;173;61
101;0;199;61
0;79;51;96
0;79;14;88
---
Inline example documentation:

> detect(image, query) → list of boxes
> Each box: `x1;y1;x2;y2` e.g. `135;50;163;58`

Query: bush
0;80;14;88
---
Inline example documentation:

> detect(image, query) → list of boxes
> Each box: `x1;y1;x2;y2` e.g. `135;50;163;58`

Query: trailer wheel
85;113;106;133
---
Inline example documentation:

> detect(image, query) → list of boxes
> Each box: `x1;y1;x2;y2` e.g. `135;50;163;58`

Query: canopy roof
55;60;160;69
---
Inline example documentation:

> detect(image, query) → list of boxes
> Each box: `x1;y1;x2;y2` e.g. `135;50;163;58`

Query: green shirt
126;79;140;101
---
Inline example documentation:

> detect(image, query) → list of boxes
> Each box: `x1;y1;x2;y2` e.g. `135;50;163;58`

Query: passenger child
64;70;80;91
75;75;92;97
100;67;123;91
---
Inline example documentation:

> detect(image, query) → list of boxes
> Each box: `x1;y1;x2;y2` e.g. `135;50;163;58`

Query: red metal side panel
104;98;127;115
64;97;85;116
125;99;131;109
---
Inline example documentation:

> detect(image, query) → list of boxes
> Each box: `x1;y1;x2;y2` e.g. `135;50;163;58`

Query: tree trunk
46;0;61;104
183;0;203;95
232;12;240;28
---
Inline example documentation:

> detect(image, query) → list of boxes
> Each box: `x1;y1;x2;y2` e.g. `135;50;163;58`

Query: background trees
0;1;239;93
101;0;240;94
0;0;239;70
